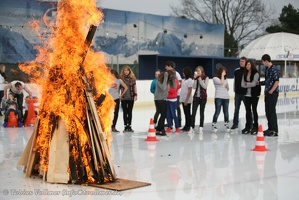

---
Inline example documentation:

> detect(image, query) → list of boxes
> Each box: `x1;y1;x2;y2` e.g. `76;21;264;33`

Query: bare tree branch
170;0;274;56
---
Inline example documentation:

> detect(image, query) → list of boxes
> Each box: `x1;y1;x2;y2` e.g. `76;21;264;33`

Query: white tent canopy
239;32;299;61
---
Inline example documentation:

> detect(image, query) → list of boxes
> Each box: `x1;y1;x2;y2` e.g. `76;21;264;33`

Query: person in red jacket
166;76;180;133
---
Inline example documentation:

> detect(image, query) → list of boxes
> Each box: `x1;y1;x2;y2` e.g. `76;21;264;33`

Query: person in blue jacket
150;69;161;125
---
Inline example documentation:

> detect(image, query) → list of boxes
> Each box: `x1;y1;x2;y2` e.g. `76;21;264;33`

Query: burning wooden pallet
18;25;116;184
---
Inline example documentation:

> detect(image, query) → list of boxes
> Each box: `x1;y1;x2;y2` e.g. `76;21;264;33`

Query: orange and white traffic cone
24;97;38;127
145;118;158;142
252;125;268;151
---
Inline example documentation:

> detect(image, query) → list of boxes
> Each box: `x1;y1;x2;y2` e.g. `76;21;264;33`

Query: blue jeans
212;98;229;123
232;93;245;126
166;100;179;128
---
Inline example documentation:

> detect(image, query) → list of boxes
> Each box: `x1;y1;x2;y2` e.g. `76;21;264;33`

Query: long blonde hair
195;65;206;78
120;65;136;81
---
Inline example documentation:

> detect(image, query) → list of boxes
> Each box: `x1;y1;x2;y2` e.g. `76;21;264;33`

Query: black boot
123;125;129;132
127;125;134;132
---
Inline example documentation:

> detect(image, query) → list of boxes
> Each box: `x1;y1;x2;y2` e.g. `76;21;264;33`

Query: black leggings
121;100;134;126
182;103;191;129
112;99;120;128
153;100;161;124
0;90;3;110
155;100;167;132
190;97;207;128
244;96;259;129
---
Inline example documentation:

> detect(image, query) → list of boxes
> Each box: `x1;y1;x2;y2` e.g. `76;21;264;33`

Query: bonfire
18;0;116;184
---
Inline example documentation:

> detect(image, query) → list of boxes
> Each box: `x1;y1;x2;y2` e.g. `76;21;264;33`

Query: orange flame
19;0;115;182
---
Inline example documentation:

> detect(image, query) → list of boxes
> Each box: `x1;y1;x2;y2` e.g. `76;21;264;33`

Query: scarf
124;75;135;99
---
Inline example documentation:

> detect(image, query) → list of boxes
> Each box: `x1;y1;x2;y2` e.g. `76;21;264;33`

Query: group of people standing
149;54;279;137
150;61;210;136
109;53;280;138
148;60;227;136
231;54;279;136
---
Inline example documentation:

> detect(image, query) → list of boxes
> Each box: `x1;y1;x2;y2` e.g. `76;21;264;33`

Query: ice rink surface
0;95;299;200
